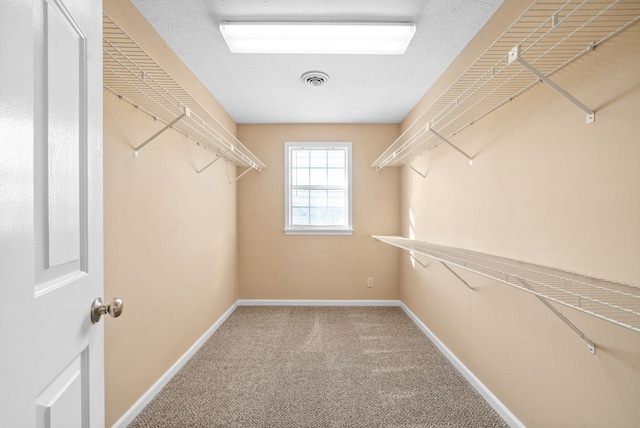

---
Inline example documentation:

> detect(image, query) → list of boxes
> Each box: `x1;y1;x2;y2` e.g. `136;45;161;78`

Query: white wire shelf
103;13;266;174
373;236;640;341
372;0;640;170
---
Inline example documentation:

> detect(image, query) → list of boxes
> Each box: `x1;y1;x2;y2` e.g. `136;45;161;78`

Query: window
284;142;352;235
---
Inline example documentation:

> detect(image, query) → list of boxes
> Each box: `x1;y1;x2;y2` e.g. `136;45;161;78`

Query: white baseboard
111;301;239;428
399;302;524;428
237;299;402;306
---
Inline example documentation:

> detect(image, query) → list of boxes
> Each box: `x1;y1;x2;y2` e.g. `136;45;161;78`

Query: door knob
90;297;124;323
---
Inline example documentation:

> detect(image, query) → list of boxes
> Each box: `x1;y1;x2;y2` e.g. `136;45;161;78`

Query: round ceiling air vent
301;71;329;87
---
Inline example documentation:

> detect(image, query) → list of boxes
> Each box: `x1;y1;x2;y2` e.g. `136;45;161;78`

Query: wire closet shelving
373;236;640;353
372;0;640;170
103;13;266;180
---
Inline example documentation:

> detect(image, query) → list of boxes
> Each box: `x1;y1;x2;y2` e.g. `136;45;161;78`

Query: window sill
284;228;353;236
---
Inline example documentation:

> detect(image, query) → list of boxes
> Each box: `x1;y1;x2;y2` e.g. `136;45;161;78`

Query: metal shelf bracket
226;164;254;184
517;278;596;354
409;252;429;269
196;155;221;178
401;161;428;178
508;45;595;124
428;124;474;165
440;261;474;291
133;107;190;157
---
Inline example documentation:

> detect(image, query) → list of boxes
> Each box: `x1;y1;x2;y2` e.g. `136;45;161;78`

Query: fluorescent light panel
220;22;416;54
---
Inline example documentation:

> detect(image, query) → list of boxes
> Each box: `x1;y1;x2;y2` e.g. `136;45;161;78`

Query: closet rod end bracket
507;45;520;64
586;112;595;124
133;150;139;158
588;343;596;354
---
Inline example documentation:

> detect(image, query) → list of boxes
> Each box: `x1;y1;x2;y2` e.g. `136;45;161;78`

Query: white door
0;0;106;426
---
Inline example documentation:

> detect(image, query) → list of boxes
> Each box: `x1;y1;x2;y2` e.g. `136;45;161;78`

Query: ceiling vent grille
301;71;329;87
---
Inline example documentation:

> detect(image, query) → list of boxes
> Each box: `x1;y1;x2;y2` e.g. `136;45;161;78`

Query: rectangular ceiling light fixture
219;22;416;54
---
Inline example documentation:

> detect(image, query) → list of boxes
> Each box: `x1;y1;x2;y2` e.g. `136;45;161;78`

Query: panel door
0;0;104;426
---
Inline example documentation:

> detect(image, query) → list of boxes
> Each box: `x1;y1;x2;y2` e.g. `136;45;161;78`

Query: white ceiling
130;0;504;124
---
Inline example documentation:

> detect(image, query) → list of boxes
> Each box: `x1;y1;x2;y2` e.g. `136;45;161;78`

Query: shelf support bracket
508;45;595;124
227;164;254;184
440;261;474;291
428;124;474;165
133;108;189;157
401;161;427;178
517;278;596;354
196;155;221;177
409;252;429;269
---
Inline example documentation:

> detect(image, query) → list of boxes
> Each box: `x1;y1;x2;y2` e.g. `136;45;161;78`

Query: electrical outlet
367;277;374;288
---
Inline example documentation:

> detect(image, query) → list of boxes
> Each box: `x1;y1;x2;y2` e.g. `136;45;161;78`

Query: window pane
310;207;330;225
293;150;309;167
327;150;345;168
309;207;345;226
292;189;309;207
309;150;327;167
292;207;309;225
327;168;345;186
309;168;327;185
294;167;309;185
309;189;328;209
328;207;345;225
328;190;344;207
310;191;328;225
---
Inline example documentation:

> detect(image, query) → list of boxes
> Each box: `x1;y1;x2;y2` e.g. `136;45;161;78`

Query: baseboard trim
399;302;524;428
111;301;239;428
237;299;402;306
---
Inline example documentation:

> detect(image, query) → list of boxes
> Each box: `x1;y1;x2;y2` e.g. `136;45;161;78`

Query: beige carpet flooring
128;306;509;427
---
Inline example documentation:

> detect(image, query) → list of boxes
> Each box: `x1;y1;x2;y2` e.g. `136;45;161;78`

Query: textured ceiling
131;0;504;124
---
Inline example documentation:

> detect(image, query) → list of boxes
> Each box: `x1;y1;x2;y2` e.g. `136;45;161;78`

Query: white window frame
284;142;353;235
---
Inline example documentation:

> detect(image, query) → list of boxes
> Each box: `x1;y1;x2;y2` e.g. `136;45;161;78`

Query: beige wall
103;1;239;426
237;124;401;300
398;1;640;427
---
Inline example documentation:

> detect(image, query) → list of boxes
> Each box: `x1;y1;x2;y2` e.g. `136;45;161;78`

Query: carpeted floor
129;306;508;427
